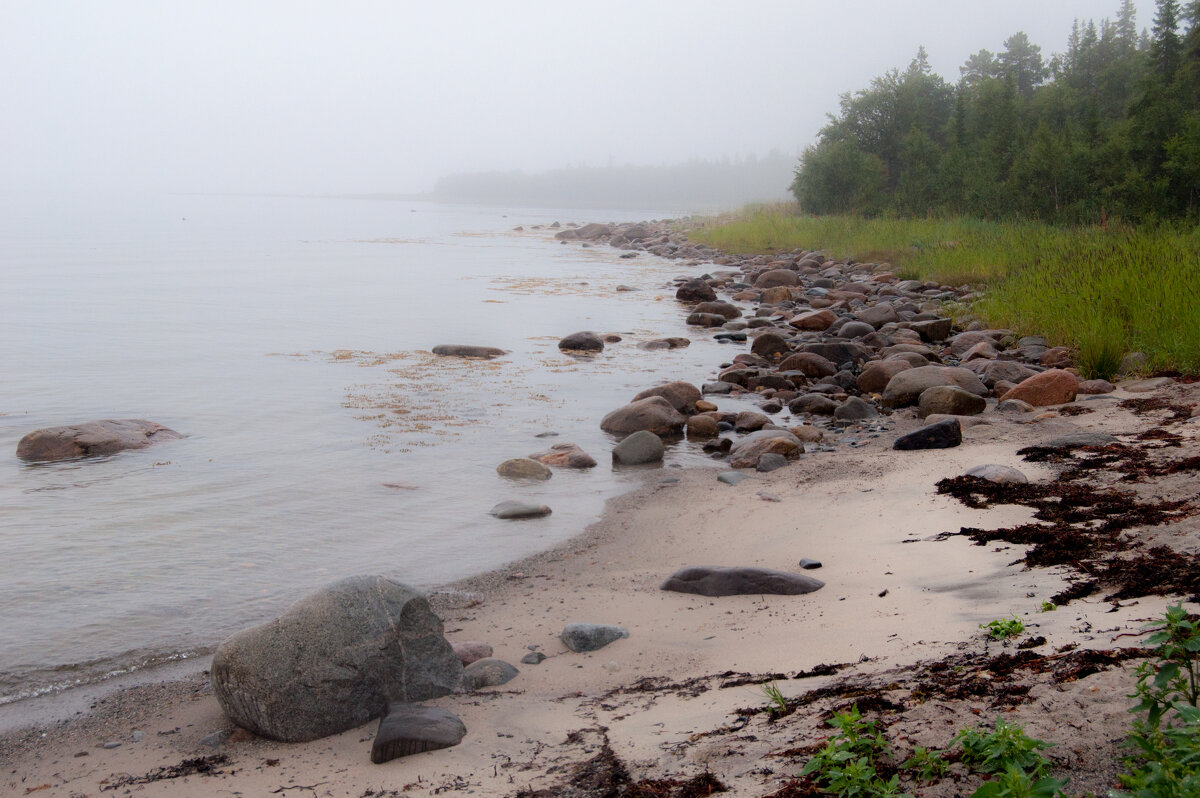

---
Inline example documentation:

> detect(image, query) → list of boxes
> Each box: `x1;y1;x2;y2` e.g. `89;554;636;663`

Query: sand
4;380;1199;797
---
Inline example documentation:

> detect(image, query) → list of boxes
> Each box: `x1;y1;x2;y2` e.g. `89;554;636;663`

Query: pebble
799;558;823;570
520;651;547;665
102;741;121;749
131;730;144;742
717;471;751;485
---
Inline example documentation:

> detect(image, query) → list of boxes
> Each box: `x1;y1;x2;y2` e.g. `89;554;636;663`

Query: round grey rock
612;430;664;465
561;623;629;653
496;458;552;480
558;331;604;352
210;575;462;743
460;658;520;691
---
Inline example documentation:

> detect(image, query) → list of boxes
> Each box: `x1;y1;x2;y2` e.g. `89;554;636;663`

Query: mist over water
0;193;750;703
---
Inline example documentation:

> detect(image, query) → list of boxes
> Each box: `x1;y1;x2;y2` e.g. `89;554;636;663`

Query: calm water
0;193;746;704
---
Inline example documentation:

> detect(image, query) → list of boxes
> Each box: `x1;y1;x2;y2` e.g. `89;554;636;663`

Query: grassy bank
688;206;1200;378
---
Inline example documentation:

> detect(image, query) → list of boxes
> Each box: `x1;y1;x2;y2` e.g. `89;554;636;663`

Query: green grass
688;206;1200;378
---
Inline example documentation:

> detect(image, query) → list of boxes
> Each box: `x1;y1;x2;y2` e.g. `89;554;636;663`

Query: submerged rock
489;501;552;519
431;345;507;359
16;419;182;462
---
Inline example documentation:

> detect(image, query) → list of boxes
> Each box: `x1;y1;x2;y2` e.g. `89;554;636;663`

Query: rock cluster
558;219;1104;471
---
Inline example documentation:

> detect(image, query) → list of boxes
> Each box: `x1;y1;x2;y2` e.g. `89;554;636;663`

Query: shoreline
4;218;1200;796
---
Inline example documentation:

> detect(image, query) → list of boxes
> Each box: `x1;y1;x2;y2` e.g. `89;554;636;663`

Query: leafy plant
1129;604;1200;726
982;616;1026;640
1039;601;1056;613
1116;604;1200;795
969;766;1068;798
954;716;1053;777
900;745;948;782
801;705;908;797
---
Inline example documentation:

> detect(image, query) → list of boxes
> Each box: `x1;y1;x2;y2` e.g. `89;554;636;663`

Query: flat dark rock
371;704;467;764
661;566;825;597
431;345;507;359
1042;431;1118;449
16;419;182;462
893;418;962;450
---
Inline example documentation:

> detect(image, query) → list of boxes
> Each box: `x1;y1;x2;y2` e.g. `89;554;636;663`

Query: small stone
198;730;229;748
799;558;822;570
520;651;547;665
757;453;789;472
102;741;122;750
450;641;493;666
460;658;520;691
758;492;781;502
489;501;552;519
558;331;604;352
965;464;1028;484
560;623;629;652
131;731;144;742
717;471;751;486
496;458;552;480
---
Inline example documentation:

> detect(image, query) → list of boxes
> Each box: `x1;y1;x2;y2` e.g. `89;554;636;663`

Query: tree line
792;0;1200;224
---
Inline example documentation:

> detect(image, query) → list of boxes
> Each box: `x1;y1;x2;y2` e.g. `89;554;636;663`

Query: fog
1;1;1147;197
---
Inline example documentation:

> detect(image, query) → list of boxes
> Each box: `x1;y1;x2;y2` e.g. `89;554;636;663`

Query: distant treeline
793;0;1200;223
427;153;794;211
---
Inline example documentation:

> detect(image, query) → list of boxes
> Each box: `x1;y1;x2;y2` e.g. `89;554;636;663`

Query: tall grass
689;207;1200;377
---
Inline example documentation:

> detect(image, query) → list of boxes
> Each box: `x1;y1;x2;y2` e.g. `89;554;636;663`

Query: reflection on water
0;195;746;703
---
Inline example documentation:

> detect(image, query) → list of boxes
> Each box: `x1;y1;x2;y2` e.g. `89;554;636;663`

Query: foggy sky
1;1;1148;196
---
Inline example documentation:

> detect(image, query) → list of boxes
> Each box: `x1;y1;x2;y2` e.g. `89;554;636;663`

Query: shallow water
0;193;748;703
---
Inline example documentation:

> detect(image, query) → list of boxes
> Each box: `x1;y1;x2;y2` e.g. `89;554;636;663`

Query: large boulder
1000;369;1079;407
16;419;182;462
601;396;686;436
880;365;988;408
210;575;462;743
660;566;824;597
633;381;702;413
431;345;507;359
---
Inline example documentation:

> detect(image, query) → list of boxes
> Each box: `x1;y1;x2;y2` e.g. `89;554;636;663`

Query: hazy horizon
2;1;1148;197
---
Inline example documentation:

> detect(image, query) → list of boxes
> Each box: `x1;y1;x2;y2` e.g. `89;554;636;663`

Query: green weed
1039;601;1057;613
761;680;789;716
1116;604;1200;795
982;616;1026;640
953;716;1054;777
900;745;949;782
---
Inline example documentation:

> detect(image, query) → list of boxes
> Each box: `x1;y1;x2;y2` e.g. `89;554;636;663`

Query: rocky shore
4;217;1200;797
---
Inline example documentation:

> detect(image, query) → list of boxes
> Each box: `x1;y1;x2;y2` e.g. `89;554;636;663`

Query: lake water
0;193;746;705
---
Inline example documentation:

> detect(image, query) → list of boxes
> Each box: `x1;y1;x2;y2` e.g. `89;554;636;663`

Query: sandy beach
4;377;1199;796
5;220;1200;797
